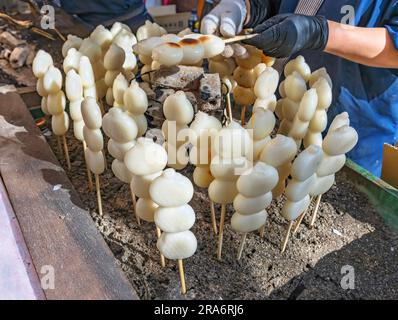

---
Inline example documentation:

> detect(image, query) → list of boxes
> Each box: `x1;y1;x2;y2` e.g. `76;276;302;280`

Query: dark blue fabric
279;0;398;177
60;0;149;31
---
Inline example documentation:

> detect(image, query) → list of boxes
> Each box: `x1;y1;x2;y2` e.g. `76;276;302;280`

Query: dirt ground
45;129;398;300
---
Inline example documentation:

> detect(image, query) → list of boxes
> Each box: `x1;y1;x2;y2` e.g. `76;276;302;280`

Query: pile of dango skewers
33;19;358;295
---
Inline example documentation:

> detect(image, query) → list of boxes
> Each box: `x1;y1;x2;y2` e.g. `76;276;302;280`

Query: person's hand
244;14;329;58
200;0;247;37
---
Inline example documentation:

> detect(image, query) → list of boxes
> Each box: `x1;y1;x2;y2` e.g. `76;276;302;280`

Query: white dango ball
47;90;66;115
33;50;53;78
41;97;49;115
166;142;190;171
190;111;222;144
149;169;194;207
260;135;298;168
104;70;119;87
189;144;211;167
254;67;279;99
312;78;332;110
43;66;62;94
253;95;277;112
163;91;194;124
138;54;153;65
209;179;238;204
79;56;95;88
108;139;135;161
96;79;108;100
304;132;323;148
284;71;307;102
68;101;82;123
197;35;225;58
112;74;128;104
291;145;323;181
134;37;164;56
233;67;256;88
193;166;214;188
323;126;358;156
254;63;267;78
81;97;102;129
157;230;197;260
162;121;189;145
152;42;184;67
282;99;300;122
235;45;262;69
284;55;311;81
329;112;350;132
178;38;205;65
213;121;252;159
246;108;276;140
297;89;318;122
125;138;167;175
123;81;148;115
63;48;82;73
136;198;158;222
282;195;311;221
84;86;97;99
130;171;162;198
131;114;148;137
210;156;250;181
155;205;195;233
231;210;268;233
90;25;113;50
102;108;138;142
309;110;328;132
65;70;83;101
317;154;346;177
309;174;335;196
79;38;102;62
285;174;316;202
161;34;182;43
73;120;85;141
111;160;133;184
104;44;126;71
83;127;103;152
233;193;272;215
289;118;309;140
252;136;271;161
233;85;256;106
309;68;332;89
106;87;114;106
110;22;132;38
85;148;105;174
52;112;69;136
36;77;47;97
209;58;236;78
62;35;83;58
236;162;279;198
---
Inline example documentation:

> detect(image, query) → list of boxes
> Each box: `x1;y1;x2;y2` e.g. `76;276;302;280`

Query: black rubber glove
245;0;282;29
244;14;329;58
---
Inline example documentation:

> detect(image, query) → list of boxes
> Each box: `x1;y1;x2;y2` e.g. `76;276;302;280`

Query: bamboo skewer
130;189;140;226
259;225;266;238
223;34;258;44
156;227;166;267
281;221;294;254
292;197;314;234
178;259;187;295
237;233;247;260
240;105;247;125
309;195;322;228
62;135;71;170
82;141;94;191
217;204;226;260
95;174;103;216
210;200;218;235
226;91;233;124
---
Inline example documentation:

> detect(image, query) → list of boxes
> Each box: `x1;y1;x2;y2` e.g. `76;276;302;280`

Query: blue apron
279;0;398;177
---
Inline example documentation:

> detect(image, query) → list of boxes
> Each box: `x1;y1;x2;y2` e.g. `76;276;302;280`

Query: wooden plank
0;93;137;300
0;178;45;300
382;143;398;189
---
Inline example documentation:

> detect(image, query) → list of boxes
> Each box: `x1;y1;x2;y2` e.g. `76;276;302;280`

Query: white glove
200;0;247;37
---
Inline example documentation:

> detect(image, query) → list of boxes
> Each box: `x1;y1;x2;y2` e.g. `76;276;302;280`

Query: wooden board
382;143;398;189
0;93;137;300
